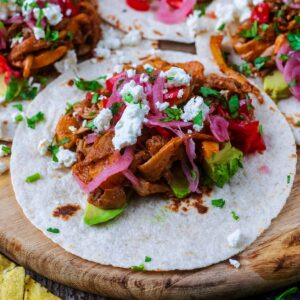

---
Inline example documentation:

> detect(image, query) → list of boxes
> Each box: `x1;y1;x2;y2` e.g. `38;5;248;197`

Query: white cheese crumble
181;96;209;132
164;67;191;88
229;259;241;269
38;139;51;156
93;108;113;132
186;10;216;37
43;4;63;26
156;101;169;112
126;69;136;78
113;103;150;150
122;30;142;46
33;26;45;40
178;89;184;98
51;147;77;168
94;47;111;58
54;50;77;74
0;145;9;157
0;162;8;175
120;80;146;104
227;229;242;248
113;64;123;74
68;126;77;133
11;36;23;48
140;73;149;83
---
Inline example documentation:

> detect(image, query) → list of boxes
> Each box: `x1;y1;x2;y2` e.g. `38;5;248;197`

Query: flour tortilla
196;33;300;146
99;0;194;43
11;49;297;270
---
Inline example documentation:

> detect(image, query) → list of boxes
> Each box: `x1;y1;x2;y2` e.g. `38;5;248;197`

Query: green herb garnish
47;227;60;234
160;107;182;122
123;93;134;103
200;86;222;98
26;112;45;129
287;32;300;51
218;23;225;31
25;173;42;183
280;54;289;61
229;95;239;115
275;287;299;300
287;175;291;184
14;114;24;123
288;79;297;88
193;111;203;127
1;145;11;155
75;78;102;92
211;199;225;208
110;102;123;116
254;56;270;70
145;256;152;262
12;103;23;112
131;264;145;271
231;211;239;221
45;26;59;42
92;93;100;104
260;23;269;31
239;21;258;39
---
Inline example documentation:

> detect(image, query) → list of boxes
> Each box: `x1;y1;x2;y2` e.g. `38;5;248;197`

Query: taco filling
49;57;266;225
231;0;300;102
0;0;101;102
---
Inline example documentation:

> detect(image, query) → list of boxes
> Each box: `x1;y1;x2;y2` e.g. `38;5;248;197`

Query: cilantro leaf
229;95;239;115
75;78;102;92
254;56;270;70
26;112;45;129
287;32;300;51
239;21;258;39
200;87;222;98
211;199;225;208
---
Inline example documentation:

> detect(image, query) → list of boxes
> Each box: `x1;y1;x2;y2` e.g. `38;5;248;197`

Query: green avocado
169;164;190;199
203;143;243;188
84;203;126;225
263;70;291;102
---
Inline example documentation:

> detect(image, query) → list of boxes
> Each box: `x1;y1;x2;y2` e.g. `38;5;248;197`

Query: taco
99;0;215;43
196;0;300;144
0;0;101;140
11;49;297;270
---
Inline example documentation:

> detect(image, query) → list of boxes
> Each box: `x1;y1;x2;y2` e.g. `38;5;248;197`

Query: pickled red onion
207;114;230;142
74;146;134;193
86;133;97;144
155;0;196;24
123;169;140;186
282;0;300;9
151;73;165;115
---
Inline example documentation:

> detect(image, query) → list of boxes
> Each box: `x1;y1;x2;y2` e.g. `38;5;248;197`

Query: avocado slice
84;203;126;225
263;70;291;102
168;164;190;199
203;143;243;188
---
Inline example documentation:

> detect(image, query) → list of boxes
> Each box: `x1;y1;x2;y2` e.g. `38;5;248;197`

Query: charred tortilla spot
53;204;81;221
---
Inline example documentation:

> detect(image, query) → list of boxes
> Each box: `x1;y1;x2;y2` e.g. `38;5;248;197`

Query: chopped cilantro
45;26;59;42
287;175;291;184
259;124;264;135
218;23;226;31
288;79;297;88
48;144;59;162
160;107;182;122
26;112;45;129
145;68;154;74
85;120;97;131
88;112;95;116
1;145;11;155
239;62;252;76
191;170;197;179
75;78;102;92
58;138;70;145
211;199;225;208
193;111;203;127
167;76;174;81
14;114;24;123
280;54;289;61
131;264;145;271
12;103;23;112
123;93;134;103
65;102;75;113
200;86;222;98
145;256;152;262
287;32;300;51
92;93;100;104
110;102;123;116
0;21;4;29
295;16;300;25
25;173;42;183
229;95;239;115
197;4;206;17
296;121;300;126
254;56;270;70
67;31;74;41
275;287;299;300
231;211;239;221
36;8;44;28
47;227;60;234
239;21;258;39
260;23;269;31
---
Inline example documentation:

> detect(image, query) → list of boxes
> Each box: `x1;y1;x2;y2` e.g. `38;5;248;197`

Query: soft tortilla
196;33;300;146
11;49;297;270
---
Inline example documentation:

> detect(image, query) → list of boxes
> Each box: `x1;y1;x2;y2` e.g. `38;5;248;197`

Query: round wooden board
0;148;298;300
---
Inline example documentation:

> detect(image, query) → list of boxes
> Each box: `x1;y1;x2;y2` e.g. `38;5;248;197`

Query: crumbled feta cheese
33;26;45;40
68;126;77;133
186;10;216;37
113;103;150;150
11;36;23;48
164;67;191;88
156;101;169;112
177;89;184;98
229;259;240;269
94;47;111;58
66;8;72;16
0;162;8;175
181;96;209;131
120;80;146;104
140;73;149;83
0;145;9;157
115;50;131;64
126;69;136;78
38;139;51;156
51;147;77;168
43;4;63;26
227;229;242;248
122;30;142;46
93;108;113;132
54;50;77;74
113;64;123;73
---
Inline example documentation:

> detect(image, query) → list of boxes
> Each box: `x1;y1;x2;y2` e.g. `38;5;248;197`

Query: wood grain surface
0;147;298;300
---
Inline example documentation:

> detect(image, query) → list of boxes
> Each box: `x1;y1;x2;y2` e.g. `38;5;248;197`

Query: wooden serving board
0;148;299;300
